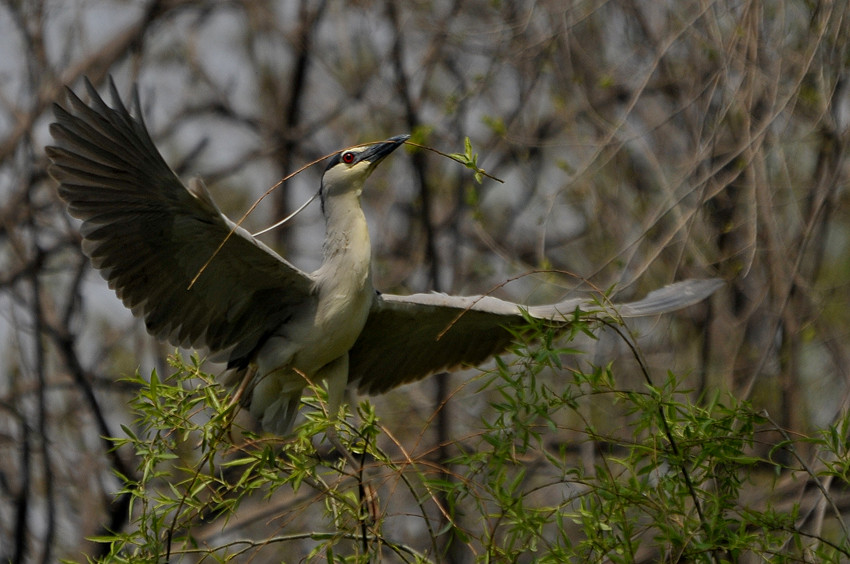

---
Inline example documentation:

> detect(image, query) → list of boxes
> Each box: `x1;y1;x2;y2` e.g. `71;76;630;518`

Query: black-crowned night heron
47;79;722;435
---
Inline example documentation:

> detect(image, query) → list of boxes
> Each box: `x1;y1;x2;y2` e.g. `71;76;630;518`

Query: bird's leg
312;360;380;526
227;364;257;409
221;365;257;442
312;355;360;469
326;423;359;469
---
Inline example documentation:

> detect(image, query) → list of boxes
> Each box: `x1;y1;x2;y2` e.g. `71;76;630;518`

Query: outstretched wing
47;78;315;365
349;279;723;394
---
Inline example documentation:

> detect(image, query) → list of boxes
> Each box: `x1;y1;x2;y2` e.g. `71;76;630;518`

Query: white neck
313;191;373;294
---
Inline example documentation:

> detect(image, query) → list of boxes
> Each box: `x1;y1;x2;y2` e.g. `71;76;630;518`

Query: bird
46;78;723;436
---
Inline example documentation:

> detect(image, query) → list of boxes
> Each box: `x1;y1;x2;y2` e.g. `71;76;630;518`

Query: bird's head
320;134;409;210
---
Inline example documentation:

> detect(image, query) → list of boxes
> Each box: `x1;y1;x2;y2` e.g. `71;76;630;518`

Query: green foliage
84;315;850;563
449;137;485;184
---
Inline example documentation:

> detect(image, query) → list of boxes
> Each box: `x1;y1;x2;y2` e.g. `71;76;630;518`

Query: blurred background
1;0;849;561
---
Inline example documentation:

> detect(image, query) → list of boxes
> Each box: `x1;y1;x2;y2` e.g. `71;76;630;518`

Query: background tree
1;0;849;562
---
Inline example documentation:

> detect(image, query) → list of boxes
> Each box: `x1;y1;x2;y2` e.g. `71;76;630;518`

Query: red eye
341;151;355;164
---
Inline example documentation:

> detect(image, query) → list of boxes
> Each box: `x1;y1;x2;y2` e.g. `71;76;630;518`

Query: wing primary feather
48;77;315;368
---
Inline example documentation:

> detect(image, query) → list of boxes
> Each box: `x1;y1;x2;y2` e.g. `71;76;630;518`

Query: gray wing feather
526;278;725;318
349;293;519;394
46;78;314;365
349;279;722;394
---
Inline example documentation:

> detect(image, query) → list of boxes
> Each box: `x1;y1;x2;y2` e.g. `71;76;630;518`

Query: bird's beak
362;134;409;170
